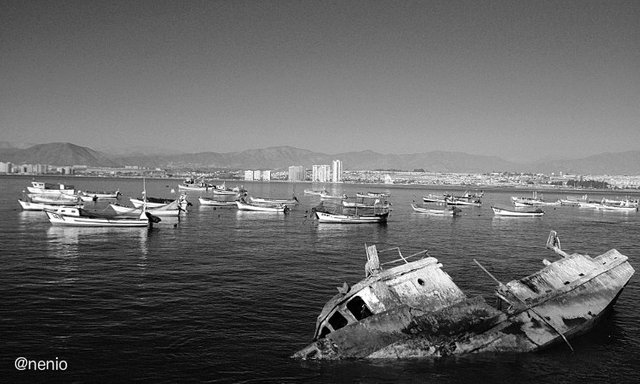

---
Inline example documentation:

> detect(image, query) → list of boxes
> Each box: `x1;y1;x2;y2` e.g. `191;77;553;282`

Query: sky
1;0;639;162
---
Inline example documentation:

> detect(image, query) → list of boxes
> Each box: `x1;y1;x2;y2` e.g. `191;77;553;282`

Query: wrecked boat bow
293;231;635;359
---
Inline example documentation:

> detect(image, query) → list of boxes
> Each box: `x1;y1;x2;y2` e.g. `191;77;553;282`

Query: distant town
2;159;640;190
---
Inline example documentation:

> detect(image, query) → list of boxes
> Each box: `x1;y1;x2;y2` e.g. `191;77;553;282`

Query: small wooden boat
492;205;544;217
423;194;447;203
292;231;635;359
198;197;238;207
356;192;390;199
319;191;347;201
304;188;328;196
27;193;81;204
78;189;121;201
26;181;76;195
45;207;160;227
18;199;82;211
411;203;460;216
177;177;214;192
249;196;299;205
130;195;190;210
236;199;289;212
109;199;185;217
314;210;389;223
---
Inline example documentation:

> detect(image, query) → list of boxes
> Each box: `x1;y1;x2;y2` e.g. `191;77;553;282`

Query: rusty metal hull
293;248;634;360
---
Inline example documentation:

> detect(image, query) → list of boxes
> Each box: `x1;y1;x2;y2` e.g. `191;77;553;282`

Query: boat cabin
312;245;467;340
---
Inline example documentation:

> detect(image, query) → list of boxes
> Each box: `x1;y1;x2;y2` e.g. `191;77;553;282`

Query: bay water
1;175;639;383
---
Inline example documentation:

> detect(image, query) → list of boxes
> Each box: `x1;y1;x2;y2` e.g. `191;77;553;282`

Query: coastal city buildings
3;160;640;190
312;164;331;183
288;165;305;182
332;160;343;183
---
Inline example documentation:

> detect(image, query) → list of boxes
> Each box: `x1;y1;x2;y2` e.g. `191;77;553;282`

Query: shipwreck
292;231;635;359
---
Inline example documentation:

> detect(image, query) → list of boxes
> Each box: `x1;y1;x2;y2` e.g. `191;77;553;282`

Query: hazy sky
1;0;638;162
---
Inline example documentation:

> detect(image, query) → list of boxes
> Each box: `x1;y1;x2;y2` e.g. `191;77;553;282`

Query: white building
331;159;343;183
312;164;331;183
288;165;305;182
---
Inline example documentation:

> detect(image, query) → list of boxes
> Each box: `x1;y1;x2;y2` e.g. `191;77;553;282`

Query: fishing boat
130;194;190;210
511;191;559;207
314;210;389;223
422;194;447;204
78;189;121;201
304;188;328;196
319;191;348;201
27;193;81;204
109;199;186;217
411;203;461;216
492;205;544;217
212;182;239;195
44;206;160;227
236;199;289;212
26;181;76;195
18;199;82;211
343;200;391;209
198;197;238;207
356;192;390;199
249;196;299;205
292;231;635;359
177;177;214;192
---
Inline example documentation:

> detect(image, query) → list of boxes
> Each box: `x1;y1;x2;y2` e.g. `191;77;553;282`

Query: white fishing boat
130;194;190;210
319;191;347;201
18;199;82;211
249;196;299;205
177;177;214;192
27;193;81;204
198;197;238;207
26;181;76;195
343;199;391;209
492;205;544;217
304;188;328;196
109;199;186;217
411;203;461;216
44;206;159;227
314;210;389;224
423;194;447;203
78;189;121;201
356;192;390;199
236;199;289;212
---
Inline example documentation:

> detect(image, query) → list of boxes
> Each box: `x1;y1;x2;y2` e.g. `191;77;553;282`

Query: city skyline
2;1;639;162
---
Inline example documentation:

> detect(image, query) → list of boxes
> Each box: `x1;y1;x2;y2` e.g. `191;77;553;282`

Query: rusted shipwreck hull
292;232;635;359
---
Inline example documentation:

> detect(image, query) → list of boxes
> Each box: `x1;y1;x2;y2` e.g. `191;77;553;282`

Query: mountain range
1;142;639;175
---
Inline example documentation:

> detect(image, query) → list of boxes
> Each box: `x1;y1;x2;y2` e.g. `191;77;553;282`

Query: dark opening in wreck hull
293;248;634;360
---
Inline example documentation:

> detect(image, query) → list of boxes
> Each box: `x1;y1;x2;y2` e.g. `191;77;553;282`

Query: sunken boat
292;231;634;359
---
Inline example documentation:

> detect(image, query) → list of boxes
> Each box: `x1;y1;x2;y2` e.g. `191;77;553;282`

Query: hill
0;142;121;167
2;142;640;175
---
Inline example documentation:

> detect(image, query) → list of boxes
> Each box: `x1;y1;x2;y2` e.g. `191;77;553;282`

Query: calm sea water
1;175;639;383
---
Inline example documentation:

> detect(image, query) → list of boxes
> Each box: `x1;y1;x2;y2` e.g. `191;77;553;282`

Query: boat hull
492;206;544;217
315;211;388;223
45;210;150;227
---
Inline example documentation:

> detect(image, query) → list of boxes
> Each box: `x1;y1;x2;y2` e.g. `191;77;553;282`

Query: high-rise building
312;164;331;182
288;165;305;182
331;159;343;183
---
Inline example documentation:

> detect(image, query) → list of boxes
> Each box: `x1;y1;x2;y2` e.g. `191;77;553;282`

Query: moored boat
411;203;461;216
18;199;83;211
78;189;121;201
198;197;238;207
492;205;544;217
44;206;160;227
236;199;289;212
292;231;635;359
26;181;76;195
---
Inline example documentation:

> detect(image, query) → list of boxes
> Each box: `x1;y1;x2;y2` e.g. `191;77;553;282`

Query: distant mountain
2;142;640;175
0;142;121;167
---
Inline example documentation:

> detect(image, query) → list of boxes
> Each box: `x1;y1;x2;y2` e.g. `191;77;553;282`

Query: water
2;175;639;383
